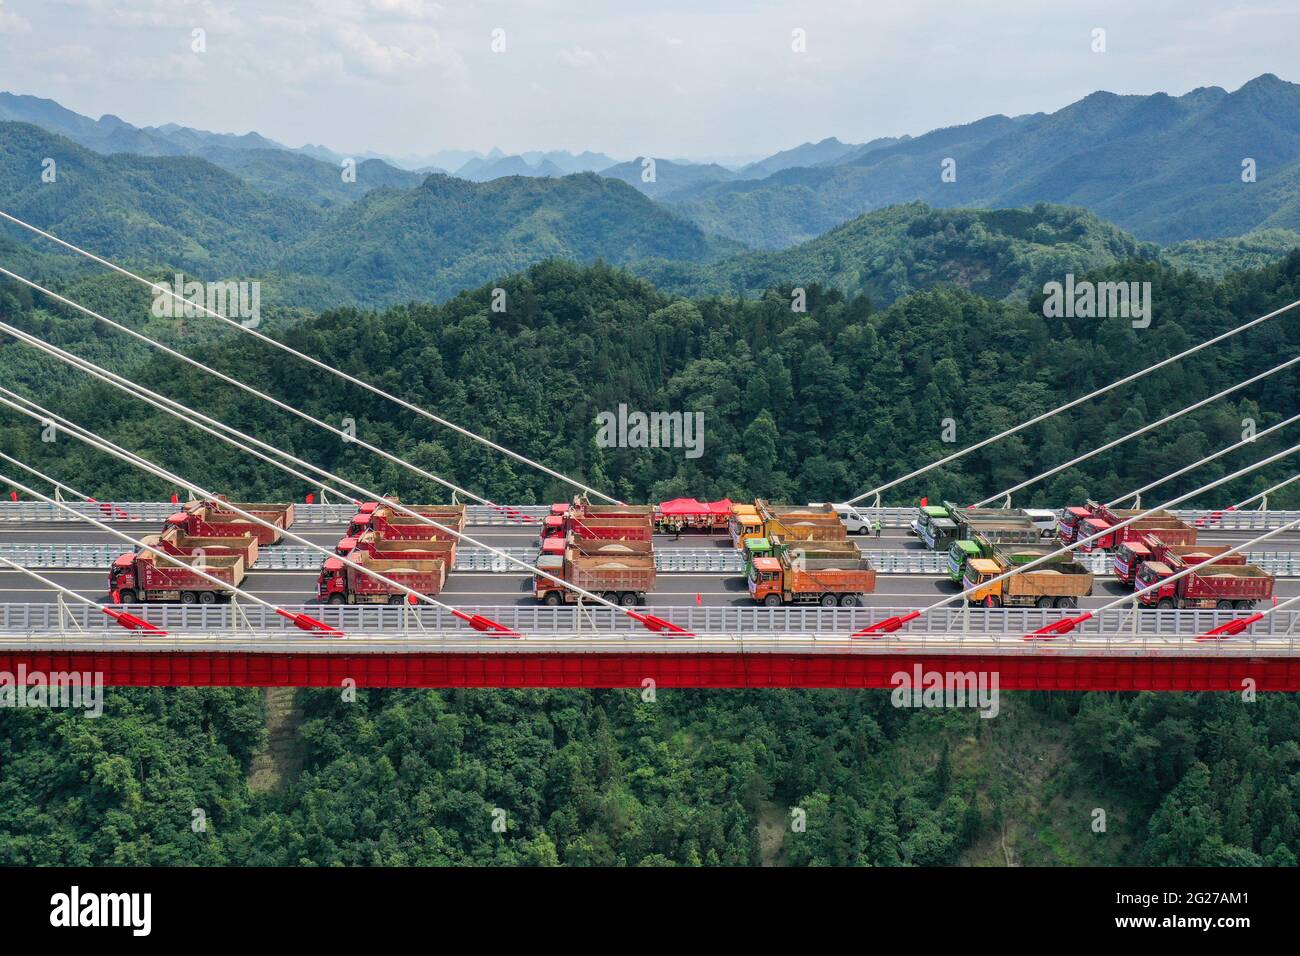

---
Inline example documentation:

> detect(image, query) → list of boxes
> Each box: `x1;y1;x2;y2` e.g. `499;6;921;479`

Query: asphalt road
4;565;1298;609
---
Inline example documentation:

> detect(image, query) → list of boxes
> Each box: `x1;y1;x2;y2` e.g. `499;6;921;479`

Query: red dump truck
1114;536;1239;586
316;551;448;605
139;528;260;567
1076;503;1196;553
345;505;466;541
747;550;877;607
166;500;295;546
1136;561;1274;610
336;532;456;565
533;540;655;606
541;498;655;541
110;551;246;604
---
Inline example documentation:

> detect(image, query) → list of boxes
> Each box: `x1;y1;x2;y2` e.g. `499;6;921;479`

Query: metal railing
2;602;1296;640
5;501;1298;530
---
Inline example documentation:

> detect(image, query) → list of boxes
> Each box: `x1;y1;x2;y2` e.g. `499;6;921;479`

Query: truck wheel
1235;600;1252;610
1055;597;1076;609
1157;598;1175;610
327;594;345;606
543;592;562;606
619;592;638;607
198;591;216;605
984;596;1001;609
820;594;838;608
1216;600;1233;610
181;591;197;605
388;595;404;605
117;590;136;605
602;592;618;604
839;594;859;607
1036;596;1054;609
763;594;783;608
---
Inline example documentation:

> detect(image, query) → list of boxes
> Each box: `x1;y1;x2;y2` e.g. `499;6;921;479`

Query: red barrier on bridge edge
2;651;1300;691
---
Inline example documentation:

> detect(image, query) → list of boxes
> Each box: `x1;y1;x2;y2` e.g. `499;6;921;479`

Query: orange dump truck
316;551;448;605
110;550;246;604
754;500;848;543
747;549;876;607
165;500;295;545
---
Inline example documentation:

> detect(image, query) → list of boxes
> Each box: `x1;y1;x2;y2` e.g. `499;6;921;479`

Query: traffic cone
696;592;702;606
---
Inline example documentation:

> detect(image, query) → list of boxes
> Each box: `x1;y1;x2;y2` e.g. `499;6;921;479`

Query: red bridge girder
1;651;1298;691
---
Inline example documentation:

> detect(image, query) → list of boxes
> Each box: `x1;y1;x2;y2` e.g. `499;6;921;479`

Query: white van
1022;509;1060;538
808;502;873;535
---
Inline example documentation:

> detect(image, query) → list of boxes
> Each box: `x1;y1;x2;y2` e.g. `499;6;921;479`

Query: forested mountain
598;157;738;199
738;136;864;178
2;251;1299;867
671;74;1300;248
276;173;739;305
638;203;1157;304
194;148;424;207
0;122;327;276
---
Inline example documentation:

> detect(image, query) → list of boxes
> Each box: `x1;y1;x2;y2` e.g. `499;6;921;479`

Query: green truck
946;536;1074;584
916;503;1041;552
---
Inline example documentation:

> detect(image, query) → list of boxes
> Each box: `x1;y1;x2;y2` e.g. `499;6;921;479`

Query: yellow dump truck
962;555;1094;609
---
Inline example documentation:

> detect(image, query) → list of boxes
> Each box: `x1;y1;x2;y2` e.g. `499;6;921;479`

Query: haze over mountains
1;75;1299;307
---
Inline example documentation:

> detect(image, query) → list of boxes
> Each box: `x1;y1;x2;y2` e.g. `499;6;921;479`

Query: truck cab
1135;561;1174;607
1113;539;1152;585
947;540;982;583
729;513;763;549
317;557;347;603
109;552;139;602
910;505;948;538
1058;506;1089;543
540;515;566;539
346;513;372;538
747;557;784;606
961;558;1004;606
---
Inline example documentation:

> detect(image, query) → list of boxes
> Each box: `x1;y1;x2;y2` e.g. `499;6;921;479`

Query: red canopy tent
656;498;735;528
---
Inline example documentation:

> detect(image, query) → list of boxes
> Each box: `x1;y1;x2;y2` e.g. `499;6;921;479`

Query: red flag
920;497;928;507
8;491;16;502
306;492;315;504
170;493;179;504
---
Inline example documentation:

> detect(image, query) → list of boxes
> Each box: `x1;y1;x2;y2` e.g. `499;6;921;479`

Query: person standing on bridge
874;519;882;539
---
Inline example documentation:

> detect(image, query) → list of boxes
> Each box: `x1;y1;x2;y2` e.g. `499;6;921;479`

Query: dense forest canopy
1;250;1296;511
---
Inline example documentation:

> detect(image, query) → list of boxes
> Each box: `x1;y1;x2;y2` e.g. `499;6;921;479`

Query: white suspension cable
0;266;501;511
844;295;1300;506
1233;474;1300;510
0;449;91;501
0;468;312;630
0;401;518;634
974;355;1300;506
0;328;686;631
856;440;1300;634
1106;413;1300;508
0;208;619;503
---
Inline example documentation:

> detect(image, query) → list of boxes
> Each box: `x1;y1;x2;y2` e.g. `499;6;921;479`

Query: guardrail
0;502;553;525
1;602;1295;639
6;543;1300;577
5;501;1298;531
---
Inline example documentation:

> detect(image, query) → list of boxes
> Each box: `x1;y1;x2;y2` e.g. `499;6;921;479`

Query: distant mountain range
665;74;1300;248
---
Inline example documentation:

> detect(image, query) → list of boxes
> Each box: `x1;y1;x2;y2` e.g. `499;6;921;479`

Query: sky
0;0;1296;164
